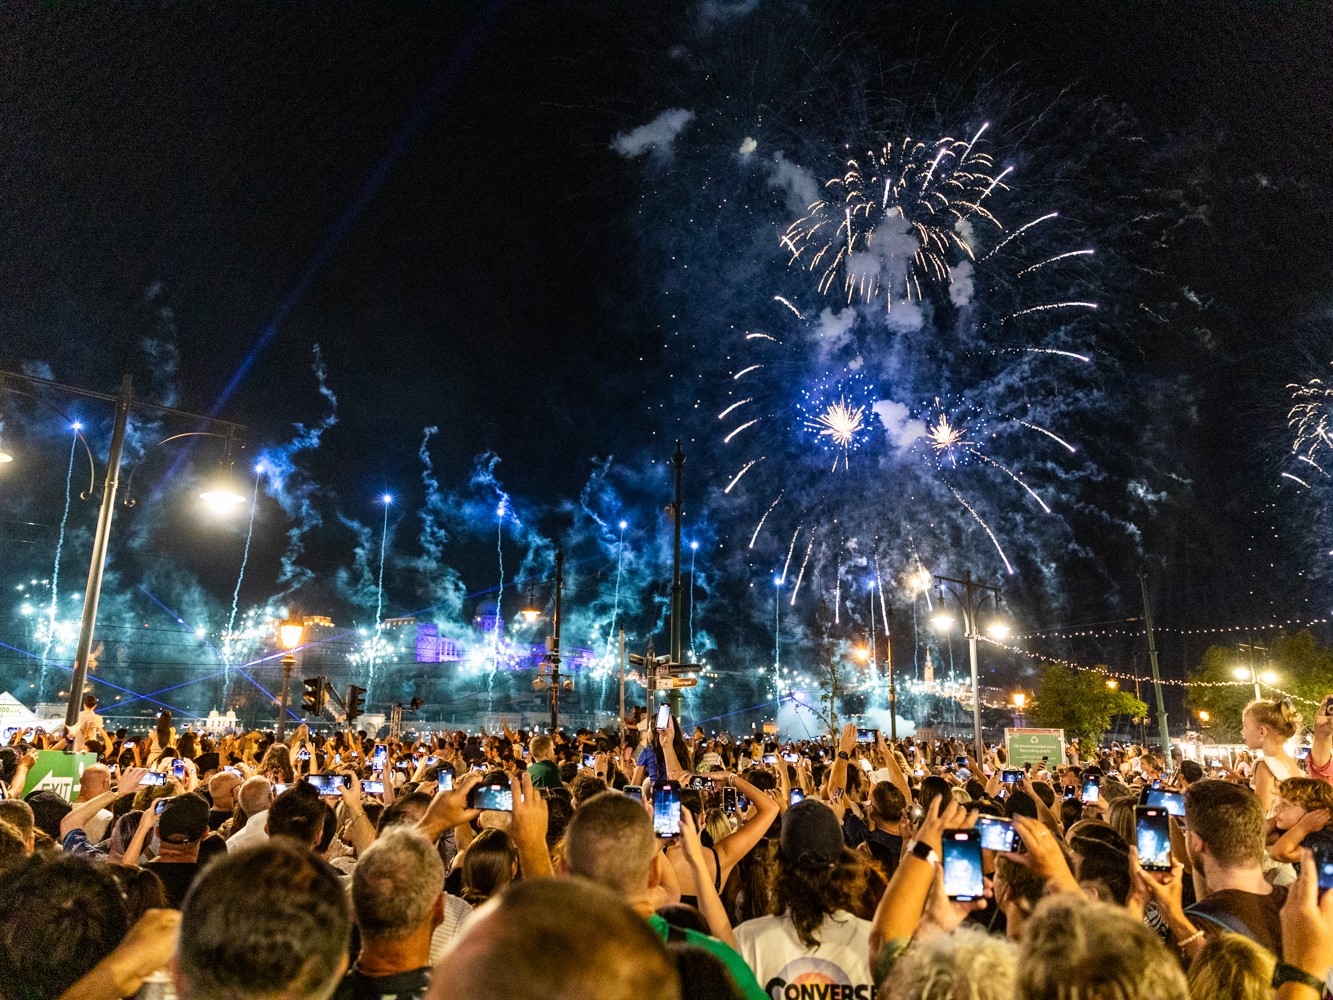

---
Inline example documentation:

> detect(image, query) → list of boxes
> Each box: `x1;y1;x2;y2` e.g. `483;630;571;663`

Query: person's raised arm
1310;697;1333;782
509;770;553;879
417;772;482;844
1017;776;1062;836
1278;848;1333;1000
9;750;36;798
1008;815;1082;897
868;797;970;959
679;807;736;947
829;723;856;798
712;772;779;870
122;807;161;866
876;731;912;804
56;910;181;1000
1271;810;1330;864
60;790;119;839
336;771;377;856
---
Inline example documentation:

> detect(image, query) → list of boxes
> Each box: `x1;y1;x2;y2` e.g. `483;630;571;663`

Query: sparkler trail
1016;419;1078;453
222;471;261;706
688;541;697;655
39;429;78;701
750;493;783;548
789;530;815;604
946;483;1014;574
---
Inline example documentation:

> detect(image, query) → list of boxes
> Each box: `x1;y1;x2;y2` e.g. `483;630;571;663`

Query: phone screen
362;780;384;794
438;771;454;791
789;788;805;805
372;745;387;771
782;752;800;763
856;728;876;743
653;781;682;838
975;815;1018;853
1001;769;1023;784
762;754;778;765
624;786;644;803
154;797;172;815
1145;788;1185;818
1298;746;1312;761
468;783;514;812
1314;837;1333;891
172;759;186;777
296;749;311;761
1081;776;1100;804
656;704;671;730
1136;806;1172;871
942;830;985;901
584;755;597;769
305;773;350;796
722;786;737;813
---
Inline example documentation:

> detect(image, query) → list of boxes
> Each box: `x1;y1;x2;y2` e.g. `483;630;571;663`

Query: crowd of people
1;692;1332;999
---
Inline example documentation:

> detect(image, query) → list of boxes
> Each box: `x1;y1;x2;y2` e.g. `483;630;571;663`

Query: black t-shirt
864;828;903;876
145;860;203;909
332;966;431;1000
207;809;232;831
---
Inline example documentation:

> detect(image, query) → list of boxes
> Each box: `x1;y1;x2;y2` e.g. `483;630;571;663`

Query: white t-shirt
734;910;874;999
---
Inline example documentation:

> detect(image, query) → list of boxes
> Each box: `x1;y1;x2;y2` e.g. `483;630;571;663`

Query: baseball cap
158;792;209;844
779;798;844;867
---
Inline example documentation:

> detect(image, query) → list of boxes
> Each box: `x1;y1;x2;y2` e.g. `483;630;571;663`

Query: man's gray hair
237;776;273;815
353;827;445;940
562;791;657;896
881;925;1018;1000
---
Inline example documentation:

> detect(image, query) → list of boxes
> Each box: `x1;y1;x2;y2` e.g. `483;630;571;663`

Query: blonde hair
1244;698;1301;739
1186;933;1275;1000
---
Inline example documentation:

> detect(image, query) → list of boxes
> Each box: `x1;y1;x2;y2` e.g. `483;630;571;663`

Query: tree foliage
1031;662;1148;746
1187;631;1333;742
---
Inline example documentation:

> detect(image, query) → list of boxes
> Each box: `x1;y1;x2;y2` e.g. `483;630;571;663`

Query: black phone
688;775;715;791
942;829;985;901
722;786;738;813
154;796;173;815
790;788;805;805
653;781;682;838
141;771;167;787
1081;775;1101;804
296;749;311;761
1145;788;1186;818
624;785;643;803
762;753;779;765
1314;837;1333;891
1001;769;1023;784
468;782;514;812
1136;806;1172;871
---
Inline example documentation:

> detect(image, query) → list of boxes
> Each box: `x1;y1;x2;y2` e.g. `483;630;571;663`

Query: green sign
22;750;98;802
1005;728;1065;769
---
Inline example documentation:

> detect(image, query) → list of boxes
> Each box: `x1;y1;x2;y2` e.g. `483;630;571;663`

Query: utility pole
618;625;626;734
668;441;685;720
934;570;1002;764
548;546;564;731
885;604;897;741
1138;570;1172;758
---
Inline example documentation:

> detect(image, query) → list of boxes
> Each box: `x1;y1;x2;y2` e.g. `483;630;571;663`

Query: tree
1187;631;1333;743
812;598;843;735
1031;662;1148;747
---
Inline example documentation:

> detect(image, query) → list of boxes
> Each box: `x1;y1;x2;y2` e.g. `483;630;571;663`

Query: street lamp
1198;710;1211;727
1106;679;1119;690
853;646;870;663
275;618;305;740
528;547;567;730
1012;690;1027;727
0;369;245;726
1232;664;1279;703
932;571;1005;763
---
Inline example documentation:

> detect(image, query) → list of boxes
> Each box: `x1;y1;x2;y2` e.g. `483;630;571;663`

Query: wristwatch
1272;962;1325;995
837;751;850;761
907;839;940;866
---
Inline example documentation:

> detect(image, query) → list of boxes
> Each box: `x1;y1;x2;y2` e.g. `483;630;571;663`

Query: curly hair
773;847;868;948
1244;698;1301;739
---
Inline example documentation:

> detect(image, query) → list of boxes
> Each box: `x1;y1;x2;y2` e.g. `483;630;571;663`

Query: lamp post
0;369;245;727
1234;643;1276;702
931;571;1005;763
668;442;685;721
275;619;305;740
1012;691;1027;728
525;547;566;730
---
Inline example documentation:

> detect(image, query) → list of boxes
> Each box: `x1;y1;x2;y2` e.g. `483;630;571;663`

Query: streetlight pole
884;604;897;741
548;546;564;731
668;442;685;720
1138;571;1172;758
0;368;245;727
934;570;1002;764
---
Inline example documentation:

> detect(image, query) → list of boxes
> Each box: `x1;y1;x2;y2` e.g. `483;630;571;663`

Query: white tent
0;691;42;733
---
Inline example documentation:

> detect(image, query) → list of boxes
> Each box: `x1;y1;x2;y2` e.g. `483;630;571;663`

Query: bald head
429;879;679;1000
209;771;242;812
238;776;274;816
78;764;111;800
562;792;658;897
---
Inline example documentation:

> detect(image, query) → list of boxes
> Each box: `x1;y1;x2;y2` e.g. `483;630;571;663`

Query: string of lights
1010;616;1333;641
981;637;1322;706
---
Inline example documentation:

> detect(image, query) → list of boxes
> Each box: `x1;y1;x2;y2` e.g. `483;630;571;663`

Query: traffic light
346;685;366;724
301;676;325;715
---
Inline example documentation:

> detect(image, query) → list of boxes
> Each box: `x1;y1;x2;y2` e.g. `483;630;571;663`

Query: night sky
2;2;1332;719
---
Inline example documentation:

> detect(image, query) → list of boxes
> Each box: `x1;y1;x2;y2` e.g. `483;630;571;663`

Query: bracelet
1175;929;1204;950
1273;962;1326;994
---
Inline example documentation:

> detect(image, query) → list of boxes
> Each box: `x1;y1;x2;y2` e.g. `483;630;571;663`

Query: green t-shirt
527;758;562;789
647;913;768;1000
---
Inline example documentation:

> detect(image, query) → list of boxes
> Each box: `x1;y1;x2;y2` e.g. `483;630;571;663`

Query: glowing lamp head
1105;679;1119;690
381;493;393;505
985;620;1011;641
1260;670;1279;685
278;619;305;651
690;541;699;551
1232;666;1250;681
71;421;83;431
1012;692;1027;710
930;611;955;632
1198;710;1211;723
521;605;541;625
773;575;783;587
619;520;628;530
200;484;247;513
853;646;870;663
